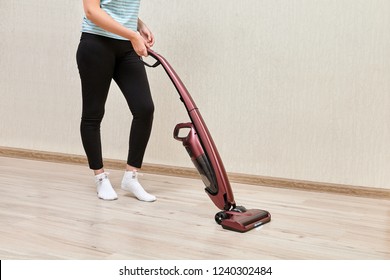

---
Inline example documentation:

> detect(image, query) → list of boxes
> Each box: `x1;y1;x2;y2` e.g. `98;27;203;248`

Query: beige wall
0;1;389;189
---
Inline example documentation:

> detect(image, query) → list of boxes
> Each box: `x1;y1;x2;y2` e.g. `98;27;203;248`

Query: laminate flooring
0;156;389;260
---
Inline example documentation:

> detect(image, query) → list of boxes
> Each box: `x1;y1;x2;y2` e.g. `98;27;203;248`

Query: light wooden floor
0;156;389;260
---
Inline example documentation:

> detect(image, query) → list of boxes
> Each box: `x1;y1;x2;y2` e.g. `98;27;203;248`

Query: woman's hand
130;32;149;57
138;19;155;48
130;19;155;57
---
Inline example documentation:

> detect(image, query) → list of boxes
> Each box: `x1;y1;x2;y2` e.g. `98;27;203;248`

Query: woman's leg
113;49;156;202
113;51;154;170
76;33;117;200
76;34;115;172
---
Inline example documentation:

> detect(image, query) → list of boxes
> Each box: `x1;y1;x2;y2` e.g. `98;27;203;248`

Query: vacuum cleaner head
215;206;271;233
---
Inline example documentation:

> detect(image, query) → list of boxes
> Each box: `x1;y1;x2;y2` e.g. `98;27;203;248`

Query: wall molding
1;146;389;199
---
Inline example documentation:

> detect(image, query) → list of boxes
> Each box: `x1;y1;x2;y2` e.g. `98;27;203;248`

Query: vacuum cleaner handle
173;123;192;141
147;48;158;59
140;49;161;68
174;123;204;159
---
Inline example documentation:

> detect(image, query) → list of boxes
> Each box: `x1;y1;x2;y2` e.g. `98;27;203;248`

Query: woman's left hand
138;20;155;48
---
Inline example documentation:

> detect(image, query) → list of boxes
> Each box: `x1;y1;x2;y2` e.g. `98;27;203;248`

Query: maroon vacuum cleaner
143;49;271;232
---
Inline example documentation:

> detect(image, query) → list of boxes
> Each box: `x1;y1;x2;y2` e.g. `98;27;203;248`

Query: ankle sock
95;172;118;201
121;170;156;202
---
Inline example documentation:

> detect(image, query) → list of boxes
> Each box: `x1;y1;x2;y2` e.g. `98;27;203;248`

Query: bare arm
83;0;149;56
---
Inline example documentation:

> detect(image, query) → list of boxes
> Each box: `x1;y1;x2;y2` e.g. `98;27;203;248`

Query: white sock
121;170;156;202
95;172;118;201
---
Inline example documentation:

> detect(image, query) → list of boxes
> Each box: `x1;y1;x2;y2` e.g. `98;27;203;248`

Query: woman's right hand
130;32;149;57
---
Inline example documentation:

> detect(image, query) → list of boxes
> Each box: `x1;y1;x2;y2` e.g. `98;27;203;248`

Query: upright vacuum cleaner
143;49;271;232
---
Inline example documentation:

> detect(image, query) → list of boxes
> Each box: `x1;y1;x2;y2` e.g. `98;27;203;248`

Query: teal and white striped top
81;0;140;40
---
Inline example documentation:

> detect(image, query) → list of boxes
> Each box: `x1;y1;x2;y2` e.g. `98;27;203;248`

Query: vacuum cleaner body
145;49;271;232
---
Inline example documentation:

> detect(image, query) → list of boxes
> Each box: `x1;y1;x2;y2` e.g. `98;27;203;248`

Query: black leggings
76;33;154;170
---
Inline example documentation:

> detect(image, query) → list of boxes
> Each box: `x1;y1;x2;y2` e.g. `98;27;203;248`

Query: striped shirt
81;0;140;40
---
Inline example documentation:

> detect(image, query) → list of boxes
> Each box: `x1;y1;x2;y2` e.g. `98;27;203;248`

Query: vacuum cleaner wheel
215;211;228;225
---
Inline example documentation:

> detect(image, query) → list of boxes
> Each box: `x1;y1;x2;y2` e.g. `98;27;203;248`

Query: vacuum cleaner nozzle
215;207;271;233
